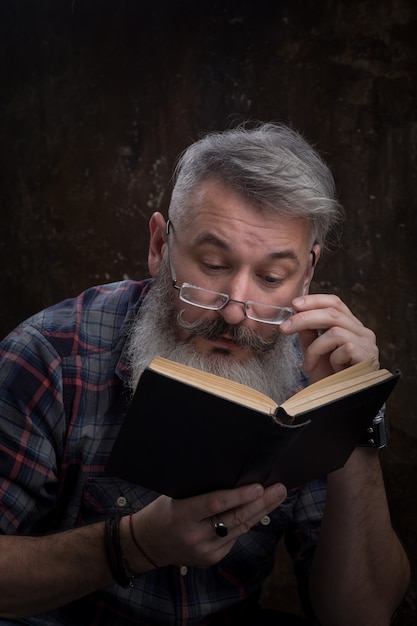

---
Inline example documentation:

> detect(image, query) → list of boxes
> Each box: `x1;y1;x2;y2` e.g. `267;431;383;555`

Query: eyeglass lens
179;283;293;324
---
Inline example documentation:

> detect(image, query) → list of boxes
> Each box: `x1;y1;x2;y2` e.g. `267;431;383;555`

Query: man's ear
302;244;321;295
148;212;167;278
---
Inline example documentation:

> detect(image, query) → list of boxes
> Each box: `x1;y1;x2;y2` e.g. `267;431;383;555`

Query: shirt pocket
79;476;160;523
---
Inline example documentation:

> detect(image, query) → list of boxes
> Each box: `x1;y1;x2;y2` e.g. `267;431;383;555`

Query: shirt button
260;515;271;526
116;496;127;508
180;566;188;576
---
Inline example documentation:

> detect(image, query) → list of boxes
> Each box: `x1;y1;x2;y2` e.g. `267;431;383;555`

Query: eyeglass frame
165;219;299;325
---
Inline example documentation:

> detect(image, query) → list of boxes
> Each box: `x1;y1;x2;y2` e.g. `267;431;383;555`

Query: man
0;123;409;625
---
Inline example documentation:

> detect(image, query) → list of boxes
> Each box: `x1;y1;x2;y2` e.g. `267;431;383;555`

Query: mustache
177;310;279;353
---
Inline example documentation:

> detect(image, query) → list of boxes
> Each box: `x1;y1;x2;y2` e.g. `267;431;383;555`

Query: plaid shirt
0;279;326;625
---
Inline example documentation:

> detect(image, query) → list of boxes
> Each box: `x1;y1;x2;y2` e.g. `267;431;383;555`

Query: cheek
284;277;309;299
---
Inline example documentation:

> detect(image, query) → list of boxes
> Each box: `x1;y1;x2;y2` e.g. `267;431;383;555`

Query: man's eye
202;262;226;271
262;275;284;285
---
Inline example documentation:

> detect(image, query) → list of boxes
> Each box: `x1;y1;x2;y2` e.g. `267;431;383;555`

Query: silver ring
213;516;228;537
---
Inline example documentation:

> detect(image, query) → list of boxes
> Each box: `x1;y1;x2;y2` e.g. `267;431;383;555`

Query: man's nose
218;277;251;325
219;298;247;325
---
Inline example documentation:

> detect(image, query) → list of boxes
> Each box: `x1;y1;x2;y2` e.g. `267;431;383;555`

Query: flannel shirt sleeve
0;322;66;534
284;479;327;619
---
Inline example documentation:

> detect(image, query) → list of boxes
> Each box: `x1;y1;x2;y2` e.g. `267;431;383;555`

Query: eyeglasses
166;220;294;325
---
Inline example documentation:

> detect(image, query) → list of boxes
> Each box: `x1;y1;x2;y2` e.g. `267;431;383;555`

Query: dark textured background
0;0;416;622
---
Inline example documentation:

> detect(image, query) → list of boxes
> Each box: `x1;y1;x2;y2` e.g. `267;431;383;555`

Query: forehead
178;179;313;256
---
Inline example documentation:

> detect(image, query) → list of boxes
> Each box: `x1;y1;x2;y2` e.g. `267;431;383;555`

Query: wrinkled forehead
167;181;312;259
170;178;315;251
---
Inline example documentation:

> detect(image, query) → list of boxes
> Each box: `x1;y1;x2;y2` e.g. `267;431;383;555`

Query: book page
148;357;278;414
147;356;390;420
282;367;392;414
281;358;379;405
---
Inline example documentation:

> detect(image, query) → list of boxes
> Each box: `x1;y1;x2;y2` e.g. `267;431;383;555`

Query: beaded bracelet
104;516;135;588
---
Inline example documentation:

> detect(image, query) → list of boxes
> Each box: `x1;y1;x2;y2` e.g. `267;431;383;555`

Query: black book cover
106;367;400;497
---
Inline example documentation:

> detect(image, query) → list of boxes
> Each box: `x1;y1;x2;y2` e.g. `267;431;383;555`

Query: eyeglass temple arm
166;219;178;286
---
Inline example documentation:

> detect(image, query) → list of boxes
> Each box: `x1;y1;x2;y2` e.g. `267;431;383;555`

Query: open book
106;357;400;497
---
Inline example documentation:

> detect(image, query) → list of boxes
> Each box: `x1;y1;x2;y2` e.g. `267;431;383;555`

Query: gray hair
169;122;344;249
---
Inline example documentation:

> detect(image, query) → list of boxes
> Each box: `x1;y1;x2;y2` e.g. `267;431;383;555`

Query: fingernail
280;319;291;331
293;297;304;307
275;485;287;499
252;485;264;498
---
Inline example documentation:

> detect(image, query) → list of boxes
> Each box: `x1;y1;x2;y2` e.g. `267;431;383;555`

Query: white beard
126;257;302;406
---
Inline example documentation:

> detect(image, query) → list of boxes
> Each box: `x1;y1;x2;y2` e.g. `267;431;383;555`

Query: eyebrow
193;232;301;266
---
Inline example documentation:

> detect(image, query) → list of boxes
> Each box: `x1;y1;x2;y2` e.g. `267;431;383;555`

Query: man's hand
123;482;287;572
280;294;379;382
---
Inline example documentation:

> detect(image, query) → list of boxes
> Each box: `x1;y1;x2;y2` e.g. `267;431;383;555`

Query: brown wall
1;0;416;623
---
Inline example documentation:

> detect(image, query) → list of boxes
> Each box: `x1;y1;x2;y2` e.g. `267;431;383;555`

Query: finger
281;306;365;338
327;342;380;372
208;483;287;539
300;327;352;372
193;483;268;522
305;325;378;368
279;294;378;376
292;293;354;314
298;334;335;381
232;483;288;531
